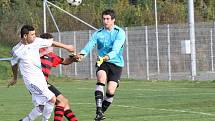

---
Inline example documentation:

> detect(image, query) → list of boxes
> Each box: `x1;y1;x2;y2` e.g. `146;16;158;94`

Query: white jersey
11;37;53;85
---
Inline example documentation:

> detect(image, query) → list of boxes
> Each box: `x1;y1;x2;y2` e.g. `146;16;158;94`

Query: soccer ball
67;0;82;6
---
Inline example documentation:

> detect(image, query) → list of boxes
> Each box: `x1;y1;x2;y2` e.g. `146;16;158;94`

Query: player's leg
49;84;78;121
94;69;107;121
102;81;118;113
102;63;122;114
34;83;56;121
48;84;65;121
63;100;78;121
55;94;78;121
21;83;56;121
42;96;56;121
21;105;44;121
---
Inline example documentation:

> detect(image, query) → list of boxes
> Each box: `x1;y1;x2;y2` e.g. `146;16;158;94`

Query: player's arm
52;41;75;53
78;33;97;61
8;64;18;87
51;53;76;66
106;30;126;59
38;37;75;53
61;57;74;65
62;53;84;65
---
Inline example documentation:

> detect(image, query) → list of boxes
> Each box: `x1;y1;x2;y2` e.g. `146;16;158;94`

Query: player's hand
7;78;17;88
96;56;104;67
68;53;81;62
68;52;76;58
74;54;84;62
67;45;75;53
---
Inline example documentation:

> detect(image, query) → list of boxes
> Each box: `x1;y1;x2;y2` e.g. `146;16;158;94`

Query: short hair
102;9;115;20
40;33;53;39
20;25;35;38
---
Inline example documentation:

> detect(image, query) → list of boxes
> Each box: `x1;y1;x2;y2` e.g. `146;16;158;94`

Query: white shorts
25;82;55;106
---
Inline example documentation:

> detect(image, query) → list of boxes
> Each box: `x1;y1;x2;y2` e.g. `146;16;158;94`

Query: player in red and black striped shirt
40;33;78;121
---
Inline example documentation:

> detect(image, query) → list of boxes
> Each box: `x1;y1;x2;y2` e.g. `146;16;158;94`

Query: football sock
102;93;114;113
54;106;64;121
64;109;78;121
42;101;55;121
22;106;43;121
95;82;105;114
95;82;105;93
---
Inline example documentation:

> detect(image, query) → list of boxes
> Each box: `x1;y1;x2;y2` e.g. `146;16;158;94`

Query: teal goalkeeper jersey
80;25;126;67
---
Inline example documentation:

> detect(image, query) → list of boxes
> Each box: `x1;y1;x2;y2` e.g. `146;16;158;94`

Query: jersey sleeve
107;29;126;59
10;49;19;66
50;52;63;67
80;32;97;57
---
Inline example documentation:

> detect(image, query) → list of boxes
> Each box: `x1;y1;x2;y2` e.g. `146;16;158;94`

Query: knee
106;88;115;95
57;96;69;107
106;84;117;95
64;98;69;105
63;98;71;110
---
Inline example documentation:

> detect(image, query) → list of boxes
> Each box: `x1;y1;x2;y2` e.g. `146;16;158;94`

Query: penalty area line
73;103;215;116
114;104;215;116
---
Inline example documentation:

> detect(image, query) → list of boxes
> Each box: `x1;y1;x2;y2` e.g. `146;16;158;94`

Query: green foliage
0;0;215;44
158;0;186;24
0;43;12;80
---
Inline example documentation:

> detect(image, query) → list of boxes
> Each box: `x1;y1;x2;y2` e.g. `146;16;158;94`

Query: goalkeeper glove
96;56;104;67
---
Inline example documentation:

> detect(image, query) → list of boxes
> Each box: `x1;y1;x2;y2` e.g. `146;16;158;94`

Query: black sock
95;90;103;114
102;93;114;113
64;109;78;121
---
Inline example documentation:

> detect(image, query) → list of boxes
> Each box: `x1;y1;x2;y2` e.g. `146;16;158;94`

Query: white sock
42;102;55;121
22;106;43;121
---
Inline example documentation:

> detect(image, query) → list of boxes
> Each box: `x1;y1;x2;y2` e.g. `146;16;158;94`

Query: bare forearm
52;41;75;53
62;57;74;65
11;64;18;80
52;41;68;49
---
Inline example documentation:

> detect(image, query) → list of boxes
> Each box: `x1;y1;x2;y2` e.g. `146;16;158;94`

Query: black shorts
47;83;62;97
96;62;122;83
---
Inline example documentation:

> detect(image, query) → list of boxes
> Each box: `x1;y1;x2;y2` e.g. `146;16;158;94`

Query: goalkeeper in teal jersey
76;9;126;121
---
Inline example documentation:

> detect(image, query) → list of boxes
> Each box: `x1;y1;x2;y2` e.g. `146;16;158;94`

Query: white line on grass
114;105;215;116
136;92;215;98
73;103;215;116
120;87;211;91
77;87;93;90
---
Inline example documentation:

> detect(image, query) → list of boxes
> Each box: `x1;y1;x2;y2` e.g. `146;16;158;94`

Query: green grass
1;79;215;121
0;43;12;80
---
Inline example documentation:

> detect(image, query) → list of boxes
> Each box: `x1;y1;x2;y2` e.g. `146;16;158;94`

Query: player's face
102;15;115;30
24;30;36;44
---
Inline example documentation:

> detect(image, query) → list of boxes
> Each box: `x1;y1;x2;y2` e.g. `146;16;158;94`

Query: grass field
0;43;12;80
1;78;215;121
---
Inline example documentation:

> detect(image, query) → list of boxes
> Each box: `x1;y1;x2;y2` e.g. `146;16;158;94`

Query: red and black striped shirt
40;49;63;81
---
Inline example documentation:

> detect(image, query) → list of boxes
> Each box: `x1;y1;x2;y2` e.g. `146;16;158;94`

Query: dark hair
40;33;53;39
20;25;35;38
102;9;115;19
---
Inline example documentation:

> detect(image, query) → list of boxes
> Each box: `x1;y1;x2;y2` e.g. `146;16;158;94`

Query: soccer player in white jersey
8;25;75;121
